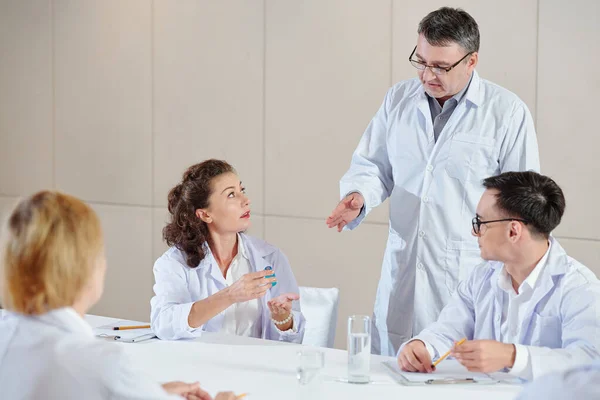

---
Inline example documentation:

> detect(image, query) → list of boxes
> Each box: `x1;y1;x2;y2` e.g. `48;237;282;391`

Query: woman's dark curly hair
163;159;235;268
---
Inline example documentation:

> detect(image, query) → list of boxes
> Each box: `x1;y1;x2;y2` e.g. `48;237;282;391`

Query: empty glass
296;349;325;386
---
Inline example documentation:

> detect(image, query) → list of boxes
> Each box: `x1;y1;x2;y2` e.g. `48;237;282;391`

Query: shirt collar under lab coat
198;233;276;266
498;239;553;294
486;236;571;343
410;69;483;107
490;236;567;276
236;233;249;261
197;233;278;284
426;72;473;112
225;234;250;280
490;236;570;308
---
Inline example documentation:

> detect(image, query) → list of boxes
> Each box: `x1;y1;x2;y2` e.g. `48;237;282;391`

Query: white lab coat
408;238;600;380
0;308;177;400
340;71;540;355
150;233;305;342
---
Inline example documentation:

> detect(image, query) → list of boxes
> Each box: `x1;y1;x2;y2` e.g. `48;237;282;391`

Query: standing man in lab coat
326;7;539;356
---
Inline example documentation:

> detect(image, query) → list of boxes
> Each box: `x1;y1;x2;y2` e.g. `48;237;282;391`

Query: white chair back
299;286;339;348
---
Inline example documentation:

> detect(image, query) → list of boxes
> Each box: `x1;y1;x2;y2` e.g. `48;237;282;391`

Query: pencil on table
432;337;467;367
112;325;151;330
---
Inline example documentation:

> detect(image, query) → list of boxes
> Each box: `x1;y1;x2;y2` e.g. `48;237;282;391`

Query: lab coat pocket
445;240;483;294
382;227;408;277
529;313;561;347
445;133;496;182
388;226;406;246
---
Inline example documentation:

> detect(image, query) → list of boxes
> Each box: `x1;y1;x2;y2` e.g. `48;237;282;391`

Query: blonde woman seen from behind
0;191;235;400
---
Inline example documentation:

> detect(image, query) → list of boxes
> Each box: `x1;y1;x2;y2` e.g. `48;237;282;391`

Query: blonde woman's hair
0;191;103;315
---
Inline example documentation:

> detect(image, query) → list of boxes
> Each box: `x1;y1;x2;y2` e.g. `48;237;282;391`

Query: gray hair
418;7;480;54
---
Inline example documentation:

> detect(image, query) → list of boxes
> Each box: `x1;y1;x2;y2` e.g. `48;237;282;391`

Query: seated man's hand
398;340;434;373
451;339;516;373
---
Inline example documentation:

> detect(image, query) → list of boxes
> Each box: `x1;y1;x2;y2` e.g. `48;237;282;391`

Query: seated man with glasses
397;171;600;381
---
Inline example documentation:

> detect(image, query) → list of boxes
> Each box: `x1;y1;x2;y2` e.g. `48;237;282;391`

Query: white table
86;315;523;400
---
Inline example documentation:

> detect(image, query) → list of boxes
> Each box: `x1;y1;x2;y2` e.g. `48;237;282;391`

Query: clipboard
382;360;498;386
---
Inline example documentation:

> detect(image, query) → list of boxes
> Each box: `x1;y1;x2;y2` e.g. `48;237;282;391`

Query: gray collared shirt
427;73;473;142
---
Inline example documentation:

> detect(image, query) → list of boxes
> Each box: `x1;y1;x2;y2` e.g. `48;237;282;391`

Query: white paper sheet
93;319;156;343
383;359;495;383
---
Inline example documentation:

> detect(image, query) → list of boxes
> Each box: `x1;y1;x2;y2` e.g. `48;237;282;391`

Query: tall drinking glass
347;315;371;383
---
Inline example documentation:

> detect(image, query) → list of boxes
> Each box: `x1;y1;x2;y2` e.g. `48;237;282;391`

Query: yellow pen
432;337;467;367
112;325;151;330
235;394;247;399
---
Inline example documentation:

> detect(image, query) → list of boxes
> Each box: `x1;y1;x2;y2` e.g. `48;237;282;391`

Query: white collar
33;307;95;337
498;240;552;294
523;240;552;289
235;233;249;261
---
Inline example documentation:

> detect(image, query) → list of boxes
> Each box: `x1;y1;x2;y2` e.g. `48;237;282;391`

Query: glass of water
348;315;371;384
296;350;324;386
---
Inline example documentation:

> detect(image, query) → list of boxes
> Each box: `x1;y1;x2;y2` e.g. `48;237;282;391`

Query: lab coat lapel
518;240;568;342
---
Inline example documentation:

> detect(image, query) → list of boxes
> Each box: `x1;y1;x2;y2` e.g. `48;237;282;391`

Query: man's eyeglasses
408;46;473;76
471;216;529;235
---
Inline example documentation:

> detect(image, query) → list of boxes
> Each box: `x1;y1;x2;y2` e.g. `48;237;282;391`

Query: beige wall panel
0;1;53;196
265;0;392;224
54;0;152;205
153;1;264;213
538;0;600;240
89;203;154;322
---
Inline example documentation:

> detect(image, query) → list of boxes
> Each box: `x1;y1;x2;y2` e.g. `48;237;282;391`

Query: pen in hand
432;337;467;367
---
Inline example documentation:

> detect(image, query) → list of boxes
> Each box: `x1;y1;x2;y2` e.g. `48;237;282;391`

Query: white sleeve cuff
183;302;202;332
343;191;367;231
508;344;531;379
405;339;437;361
424;341;437;361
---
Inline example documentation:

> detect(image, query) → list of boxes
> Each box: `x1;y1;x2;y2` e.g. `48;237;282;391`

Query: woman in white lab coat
150;159;305;341
0;191;234;400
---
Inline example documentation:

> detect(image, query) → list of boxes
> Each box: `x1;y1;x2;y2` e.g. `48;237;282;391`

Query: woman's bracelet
271;313;293;326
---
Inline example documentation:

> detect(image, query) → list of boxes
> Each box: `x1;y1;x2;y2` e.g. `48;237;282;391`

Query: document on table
93;320;157;343
383;359;497;384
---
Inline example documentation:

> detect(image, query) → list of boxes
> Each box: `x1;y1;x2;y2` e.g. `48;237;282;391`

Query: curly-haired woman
150;160;305;342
